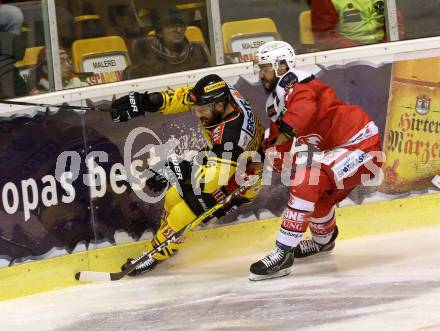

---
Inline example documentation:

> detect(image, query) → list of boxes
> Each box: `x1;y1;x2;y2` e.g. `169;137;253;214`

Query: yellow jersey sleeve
158;86;194;115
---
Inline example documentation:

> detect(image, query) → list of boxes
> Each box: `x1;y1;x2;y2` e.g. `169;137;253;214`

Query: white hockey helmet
254;41;296;77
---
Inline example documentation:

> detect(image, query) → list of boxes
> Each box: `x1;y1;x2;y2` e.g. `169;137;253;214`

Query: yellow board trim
1;193;439;301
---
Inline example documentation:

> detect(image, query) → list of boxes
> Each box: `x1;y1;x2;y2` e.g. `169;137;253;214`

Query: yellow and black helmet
190;74;230;106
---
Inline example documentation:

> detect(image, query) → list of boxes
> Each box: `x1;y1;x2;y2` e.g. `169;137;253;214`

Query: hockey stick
75;173;260;282
0;100;93;111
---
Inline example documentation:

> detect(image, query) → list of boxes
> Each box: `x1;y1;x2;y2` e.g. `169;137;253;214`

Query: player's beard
261;76;279;92
201;109;223;126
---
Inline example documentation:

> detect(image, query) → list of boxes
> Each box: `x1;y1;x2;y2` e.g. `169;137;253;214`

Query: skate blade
248;268;291;281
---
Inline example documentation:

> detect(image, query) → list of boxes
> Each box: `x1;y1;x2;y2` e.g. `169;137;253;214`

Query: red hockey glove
262;137;276;151
265;141;293;173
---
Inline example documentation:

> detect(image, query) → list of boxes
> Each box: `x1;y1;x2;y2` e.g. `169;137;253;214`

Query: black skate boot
121;254;158;277
294;226;338;258
249;246;294;281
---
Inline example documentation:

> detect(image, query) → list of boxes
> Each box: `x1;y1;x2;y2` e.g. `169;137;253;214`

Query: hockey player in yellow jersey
110;74;265;276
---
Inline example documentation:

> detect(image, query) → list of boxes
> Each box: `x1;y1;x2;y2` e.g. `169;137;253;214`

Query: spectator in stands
29;47;88;95
76;1;106;40
109;4;144;46
55;5;77;49
310;0;404;50
0;1;23;35
125;7;210;79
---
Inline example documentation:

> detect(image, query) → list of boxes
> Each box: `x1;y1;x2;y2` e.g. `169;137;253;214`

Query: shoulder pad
299;75;315;84
278;72;298;89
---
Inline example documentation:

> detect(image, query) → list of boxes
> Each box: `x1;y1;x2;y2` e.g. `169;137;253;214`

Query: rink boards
0;192;439;301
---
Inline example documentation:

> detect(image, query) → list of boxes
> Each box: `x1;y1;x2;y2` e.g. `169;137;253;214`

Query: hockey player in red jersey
110;74;264;276
249;41;383;281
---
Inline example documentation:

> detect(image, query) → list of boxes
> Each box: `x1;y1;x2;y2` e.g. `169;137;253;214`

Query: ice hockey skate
249;246;294;281
121;255;158;277
294;226;339;258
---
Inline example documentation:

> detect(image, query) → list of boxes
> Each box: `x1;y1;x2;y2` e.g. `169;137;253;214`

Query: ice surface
1;227;440;331
0;259;10;268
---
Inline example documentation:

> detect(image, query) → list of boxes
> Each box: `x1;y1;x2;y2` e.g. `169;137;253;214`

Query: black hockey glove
145;170;169;193
145;158;193;193
165;158;193;192
111;91;147;122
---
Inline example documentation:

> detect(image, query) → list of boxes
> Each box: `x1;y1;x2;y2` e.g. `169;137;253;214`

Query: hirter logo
415;95;431;115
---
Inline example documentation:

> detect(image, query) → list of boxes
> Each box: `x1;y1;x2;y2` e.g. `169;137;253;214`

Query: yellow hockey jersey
157;85;264;194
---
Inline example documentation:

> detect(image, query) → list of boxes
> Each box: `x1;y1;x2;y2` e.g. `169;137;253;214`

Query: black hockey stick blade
75;174;261;282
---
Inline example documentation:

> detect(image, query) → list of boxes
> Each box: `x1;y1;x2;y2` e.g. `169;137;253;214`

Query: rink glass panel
395;0;440;40
4;0;440;100
218;0;440;60
53;0;213;84
1;1;49;99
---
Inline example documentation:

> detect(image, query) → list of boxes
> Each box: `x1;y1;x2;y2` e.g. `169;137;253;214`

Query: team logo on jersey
211;123;225;144
297;134;322;147
285;81;296;92
279;72;298;89
415;94;431;115
204;81;227;93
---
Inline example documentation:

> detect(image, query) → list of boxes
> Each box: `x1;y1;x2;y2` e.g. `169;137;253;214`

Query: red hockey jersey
271;74;380;152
